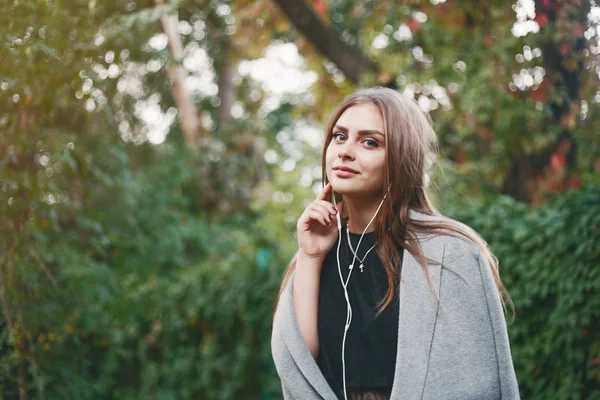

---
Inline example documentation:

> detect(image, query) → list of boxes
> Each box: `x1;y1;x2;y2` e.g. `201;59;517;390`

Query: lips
333;166;359;174
333;166;359;179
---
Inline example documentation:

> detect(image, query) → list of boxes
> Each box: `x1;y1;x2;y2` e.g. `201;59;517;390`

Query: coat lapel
279;272;340;399
390;212;446;399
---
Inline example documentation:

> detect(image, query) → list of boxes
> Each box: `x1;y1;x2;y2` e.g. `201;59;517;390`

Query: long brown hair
275;87;512;315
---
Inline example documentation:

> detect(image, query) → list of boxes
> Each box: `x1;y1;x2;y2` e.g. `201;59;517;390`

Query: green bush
0;135;284;399
447;185;600;400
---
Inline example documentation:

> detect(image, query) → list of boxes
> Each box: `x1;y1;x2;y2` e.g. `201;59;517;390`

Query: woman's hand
296;182;343;262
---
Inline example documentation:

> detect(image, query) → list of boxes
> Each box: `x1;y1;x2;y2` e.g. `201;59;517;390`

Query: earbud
332;187;342;231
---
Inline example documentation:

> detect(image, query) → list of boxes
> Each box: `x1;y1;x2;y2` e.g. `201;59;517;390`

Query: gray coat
271;218;520;399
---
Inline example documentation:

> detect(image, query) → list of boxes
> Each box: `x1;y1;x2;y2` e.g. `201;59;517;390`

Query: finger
299;208;326;228
316;182;333;201
312;200;338;216
306;209;329;226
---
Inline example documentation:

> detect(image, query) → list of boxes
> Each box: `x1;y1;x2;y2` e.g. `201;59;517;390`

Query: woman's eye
364;139;379;148
332;133;346;141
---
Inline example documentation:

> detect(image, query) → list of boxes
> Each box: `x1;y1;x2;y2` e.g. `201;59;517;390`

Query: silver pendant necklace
346;226;376;273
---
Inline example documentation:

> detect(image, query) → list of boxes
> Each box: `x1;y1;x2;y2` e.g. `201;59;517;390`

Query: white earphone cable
346;228;376;273
335;194;387;400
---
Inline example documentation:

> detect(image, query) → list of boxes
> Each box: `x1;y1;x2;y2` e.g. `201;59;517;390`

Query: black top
316;228;402;398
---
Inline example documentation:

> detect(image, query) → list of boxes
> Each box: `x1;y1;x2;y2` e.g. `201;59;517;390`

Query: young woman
271;87;520;400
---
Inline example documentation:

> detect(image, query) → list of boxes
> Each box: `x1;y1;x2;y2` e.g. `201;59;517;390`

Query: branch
272;0;378;83
155;0;203;146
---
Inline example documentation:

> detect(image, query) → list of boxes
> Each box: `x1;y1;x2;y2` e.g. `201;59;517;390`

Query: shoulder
409;210;484;259
420;233;480;256
408;210;492;288
406;212;504;321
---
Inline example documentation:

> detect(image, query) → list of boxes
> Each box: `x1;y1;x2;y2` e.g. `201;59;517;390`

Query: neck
345;194;385;234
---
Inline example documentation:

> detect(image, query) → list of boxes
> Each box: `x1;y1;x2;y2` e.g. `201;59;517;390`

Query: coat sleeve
475;250;521;399
420;241;520;400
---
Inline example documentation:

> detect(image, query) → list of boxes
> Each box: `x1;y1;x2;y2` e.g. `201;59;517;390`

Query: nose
337;141;355;160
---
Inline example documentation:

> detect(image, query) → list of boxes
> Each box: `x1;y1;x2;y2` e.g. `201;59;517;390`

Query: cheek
325;143;335;166
365;154;386;180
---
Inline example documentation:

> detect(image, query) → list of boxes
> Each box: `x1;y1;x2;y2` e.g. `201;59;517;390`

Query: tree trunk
155;0;203;146
216;52;236;127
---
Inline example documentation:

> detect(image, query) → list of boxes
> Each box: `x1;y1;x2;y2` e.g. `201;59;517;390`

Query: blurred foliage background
1;0;599;398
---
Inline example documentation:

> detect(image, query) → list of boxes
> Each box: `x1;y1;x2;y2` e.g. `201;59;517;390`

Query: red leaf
455;151;467;164
483;35;496;46
406;17;421;32
534;13;549;29
314;0;328;21
550;152;566;173
530;79;549;102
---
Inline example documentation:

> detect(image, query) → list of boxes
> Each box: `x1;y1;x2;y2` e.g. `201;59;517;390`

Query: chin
330;179;382;200
329;180;359;196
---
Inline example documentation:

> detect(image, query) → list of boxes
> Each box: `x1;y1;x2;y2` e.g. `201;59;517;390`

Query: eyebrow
333;124;385;139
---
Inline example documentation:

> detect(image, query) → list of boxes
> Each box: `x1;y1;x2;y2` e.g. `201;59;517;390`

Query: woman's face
325;102;386;200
